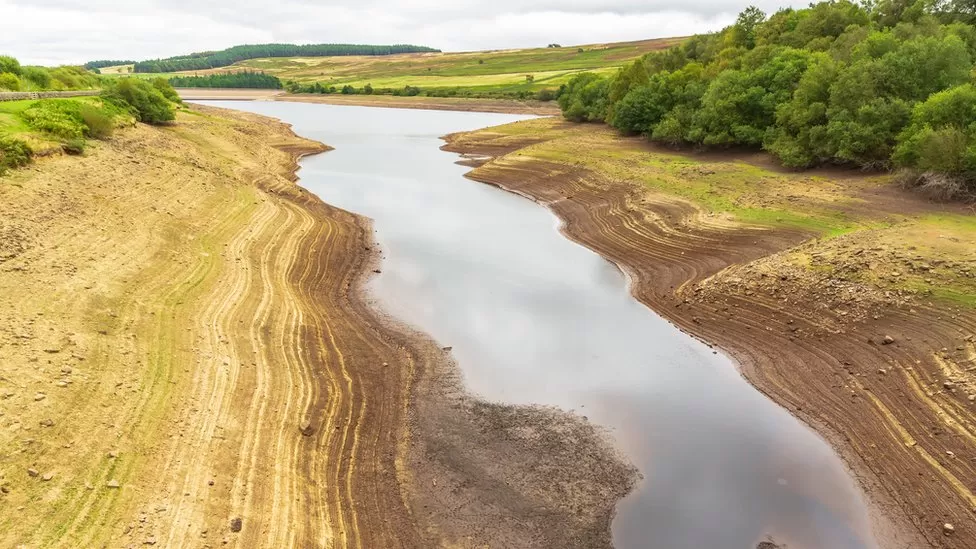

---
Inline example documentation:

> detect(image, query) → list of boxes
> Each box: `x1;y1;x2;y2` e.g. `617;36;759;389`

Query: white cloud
0;0;808;65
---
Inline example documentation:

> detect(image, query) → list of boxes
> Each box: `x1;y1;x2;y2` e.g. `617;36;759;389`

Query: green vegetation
221;38;680;100
103;78;178;124
0;54;101;91
169;71;282;89
132;43;440;73
84;59;137;70
558;1;976;199
1;54;181;175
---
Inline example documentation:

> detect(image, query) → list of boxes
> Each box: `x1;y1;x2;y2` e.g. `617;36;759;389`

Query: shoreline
440;127;975;548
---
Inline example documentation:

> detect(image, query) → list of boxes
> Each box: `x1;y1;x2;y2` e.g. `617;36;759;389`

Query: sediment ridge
444;121;976;549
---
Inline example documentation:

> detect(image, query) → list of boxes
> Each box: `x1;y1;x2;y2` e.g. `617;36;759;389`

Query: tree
0;72;21;91
364;83;374;95
730;6;767;49
0;55;22;75
103;78;175;125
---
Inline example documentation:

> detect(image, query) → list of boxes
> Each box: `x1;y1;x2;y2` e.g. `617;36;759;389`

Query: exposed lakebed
200;101;877;549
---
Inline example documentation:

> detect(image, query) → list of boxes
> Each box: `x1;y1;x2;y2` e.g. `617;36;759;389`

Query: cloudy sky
1;0;805;66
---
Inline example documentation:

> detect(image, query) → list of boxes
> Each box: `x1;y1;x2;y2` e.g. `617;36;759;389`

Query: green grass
160;38;682;95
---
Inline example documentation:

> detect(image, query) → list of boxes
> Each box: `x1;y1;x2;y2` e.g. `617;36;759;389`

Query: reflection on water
200;101;877;549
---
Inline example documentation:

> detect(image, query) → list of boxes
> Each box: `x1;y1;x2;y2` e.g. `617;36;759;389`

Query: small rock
878;368;887;375
882;335;895;345
145;537;157;545
41;473;54;481
34;393;46;401
40;419;54;427
61;366;72;374
208;479;215;486
106;479;120;488
27;468;39;478
108;451;118;459
943;523;955;536
229;517;242;533
442;346;453;351
946;450;955;458
944;381;955;390
299;420;313;437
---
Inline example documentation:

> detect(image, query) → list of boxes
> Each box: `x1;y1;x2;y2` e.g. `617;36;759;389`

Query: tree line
132;43;440;73
1;55;101;92
83;60;136;70
168;71;282;89
557;0;976;199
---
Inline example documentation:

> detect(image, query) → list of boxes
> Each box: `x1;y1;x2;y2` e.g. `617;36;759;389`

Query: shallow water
200;101;877;549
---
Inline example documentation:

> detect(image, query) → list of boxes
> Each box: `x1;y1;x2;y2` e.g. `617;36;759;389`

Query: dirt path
445;124;976;548
0;105;633;548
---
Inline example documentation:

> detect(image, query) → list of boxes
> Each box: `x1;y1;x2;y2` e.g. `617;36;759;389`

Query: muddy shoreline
223;105;640;547
441;130;976;548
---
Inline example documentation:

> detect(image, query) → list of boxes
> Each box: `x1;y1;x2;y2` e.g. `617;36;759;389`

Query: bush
103;78;175;125
0;55;21;75
79;104;115;139
0;136;32;174
22;100;87;139
61;138;86;155
21;66;52;90
0;72;21;91
151;77;181;103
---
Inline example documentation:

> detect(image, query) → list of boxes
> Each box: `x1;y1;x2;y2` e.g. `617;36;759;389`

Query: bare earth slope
0;106;634;548
445;118;976;549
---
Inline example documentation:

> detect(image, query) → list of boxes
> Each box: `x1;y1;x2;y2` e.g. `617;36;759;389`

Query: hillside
133;38;682;98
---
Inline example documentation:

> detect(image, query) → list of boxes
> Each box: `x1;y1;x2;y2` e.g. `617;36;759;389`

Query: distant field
169;38;683;93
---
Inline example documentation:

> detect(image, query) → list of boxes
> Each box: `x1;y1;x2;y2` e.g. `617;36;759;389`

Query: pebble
107;479;120;488
878;368;887;375
41;473;54;481
229;517;242;533
943;523;955;536
40;419;54;427
27;468;39;478
34;393;46;401
882;335;895;345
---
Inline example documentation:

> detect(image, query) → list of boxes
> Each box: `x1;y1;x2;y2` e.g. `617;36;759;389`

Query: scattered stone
229;517;242;533
299;419;314;437
372;269;381;274
882;335;895;345
41;473;54;481
27;468;39;477
943;523;955;536
208;479;215;486
108;451;118;459
442;346;453;351
106;479;120;488
878;368;887;375
61;366;72;374
947;450;955;458
145;537;157;545
944;381;955;390
34;393;46;401
40;419;54;427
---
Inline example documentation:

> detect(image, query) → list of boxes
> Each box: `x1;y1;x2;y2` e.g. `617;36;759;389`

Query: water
199;101;876;549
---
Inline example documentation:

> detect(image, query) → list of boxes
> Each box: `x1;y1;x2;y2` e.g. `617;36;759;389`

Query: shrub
79;104;115;139
0;135;32;174
0;72;21;91
151;77;181;102
103;78;175;124
0;55;21;75
62;138;86;155
21;66;52;90
22;100;87;139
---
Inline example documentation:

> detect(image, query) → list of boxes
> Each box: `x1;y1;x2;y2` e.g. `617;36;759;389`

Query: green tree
730;6;767;49
104;78;175;125
0;72;21;91
0;55;22;75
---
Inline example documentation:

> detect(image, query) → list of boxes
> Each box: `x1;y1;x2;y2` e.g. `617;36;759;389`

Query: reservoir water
200;101;877;549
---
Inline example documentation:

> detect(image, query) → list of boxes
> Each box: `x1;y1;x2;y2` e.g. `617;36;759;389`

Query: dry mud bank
0;105;632;547
445;118;976;549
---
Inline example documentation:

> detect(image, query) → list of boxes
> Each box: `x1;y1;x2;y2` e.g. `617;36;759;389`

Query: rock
41;472;54;481
944;381;955;390
27;468;39;478
145;537;157;545
882;335;895;345
106;479;120;488
442;346;453;351
229;517;242;533
299;419;314;437
878;368;887;375
40;419;54;427
943;523;955;536
61;366;72;374
108;451;118;459
34;393;46;401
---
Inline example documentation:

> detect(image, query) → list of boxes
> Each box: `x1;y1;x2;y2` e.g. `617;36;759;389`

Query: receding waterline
198;101;877;549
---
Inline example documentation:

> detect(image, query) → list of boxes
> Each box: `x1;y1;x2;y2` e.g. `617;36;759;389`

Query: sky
0;0;807;66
